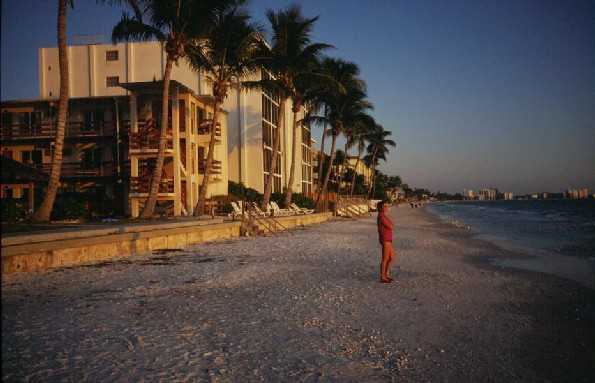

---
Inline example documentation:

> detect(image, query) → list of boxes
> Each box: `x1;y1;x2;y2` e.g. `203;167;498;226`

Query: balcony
197;120;222;140
198;159;222;175
1;121;117;141
129;120;173;151
129;176;174;194
35;161;116;178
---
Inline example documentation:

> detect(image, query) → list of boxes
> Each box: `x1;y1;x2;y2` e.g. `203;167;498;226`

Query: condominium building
478;188;497;201
346;156;373;187
503;192;514;200
1;41;313;217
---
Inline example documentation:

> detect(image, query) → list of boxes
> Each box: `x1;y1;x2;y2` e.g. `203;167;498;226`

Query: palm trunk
195;99;220;216
31;0;69;223
141;57;173;218
367;148;378;198
349;148;361;197
315;132;337;208
262;98;285;210
283;106;299;207
342;141;349;194
316;106;328;192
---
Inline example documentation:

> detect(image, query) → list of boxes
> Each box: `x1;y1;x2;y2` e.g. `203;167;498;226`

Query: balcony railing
197;120;222;138
1;121;117;140
198;159;222;175
129;120;173;150
129;176;174;194
34;161;115;178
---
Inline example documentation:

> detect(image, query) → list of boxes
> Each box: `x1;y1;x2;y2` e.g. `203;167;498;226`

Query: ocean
426;200;595;288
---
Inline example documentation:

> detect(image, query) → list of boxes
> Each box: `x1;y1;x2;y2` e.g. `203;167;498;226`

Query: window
31;150;42;164
82;148;102;169
106;50;119;61
261;80;282;192
106;76;119;87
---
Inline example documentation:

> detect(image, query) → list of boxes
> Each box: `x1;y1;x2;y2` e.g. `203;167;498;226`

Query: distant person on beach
377;201;397;283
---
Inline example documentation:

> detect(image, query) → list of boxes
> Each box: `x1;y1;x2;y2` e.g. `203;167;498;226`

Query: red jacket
377;212;393;243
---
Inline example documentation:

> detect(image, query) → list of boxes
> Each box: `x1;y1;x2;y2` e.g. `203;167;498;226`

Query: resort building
1;41;314;217
346;156;373;187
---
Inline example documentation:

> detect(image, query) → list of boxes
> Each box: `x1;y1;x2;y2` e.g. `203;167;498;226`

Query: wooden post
28;183;34;212
185;98;193;215
129;94;139;218
172;85;182;216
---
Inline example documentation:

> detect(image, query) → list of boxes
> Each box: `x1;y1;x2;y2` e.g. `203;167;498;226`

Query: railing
129;177;174;194
197;120;222;138
34;161;115;177
1;121;117;140
129;120;173;150
198;159;222;174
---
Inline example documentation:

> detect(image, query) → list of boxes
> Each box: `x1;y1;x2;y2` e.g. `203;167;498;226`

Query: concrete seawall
1;213;333;275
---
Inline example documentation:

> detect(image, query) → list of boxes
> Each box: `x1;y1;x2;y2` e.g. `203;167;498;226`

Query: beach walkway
2;206;594;382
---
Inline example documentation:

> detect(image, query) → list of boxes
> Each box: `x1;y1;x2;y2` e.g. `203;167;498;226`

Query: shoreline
2;205;595;381
423;202;595;289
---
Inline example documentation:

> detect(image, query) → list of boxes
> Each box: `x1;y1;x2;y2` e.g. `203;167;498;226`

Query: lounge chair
269;201;293;216
250;202;269;217
290;203;314;214
229;201;246;220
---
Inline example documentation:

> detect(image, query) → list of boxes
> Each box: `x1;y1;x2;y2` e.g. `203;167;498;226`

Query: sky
2;0;594;194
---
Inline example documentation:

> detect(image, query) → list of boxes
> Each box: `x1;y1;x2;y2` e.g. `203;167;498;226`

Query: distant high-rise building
566;189;579;199
463;189;475;200
578;188;589;199
504;192;514;200
542;192;548;199
479;188;497;200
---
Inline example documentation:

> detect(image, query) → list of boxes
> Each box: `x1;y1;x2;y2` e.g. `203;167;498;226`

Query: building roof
119;80;226;113
0;157;48;183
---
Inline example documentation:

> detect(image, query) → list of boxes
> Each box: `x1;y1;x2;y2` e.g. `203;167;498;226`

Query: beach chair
290;203;314;214
250;202;269;217
229;201;246;220
269;201;293;216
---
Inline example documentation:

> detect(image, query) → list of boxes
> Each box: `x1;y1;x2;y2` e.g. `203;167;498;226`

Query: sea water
427;200;595;288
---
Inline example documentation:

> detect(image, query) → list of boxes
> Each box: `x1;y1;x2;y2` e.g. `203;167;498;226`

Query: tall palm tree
112;0;238;218
348;115;375;196
311;58;371;208
365;124;396;198
340;112;374;194
187;4;263;215
247;5;331;209
31;0;71;222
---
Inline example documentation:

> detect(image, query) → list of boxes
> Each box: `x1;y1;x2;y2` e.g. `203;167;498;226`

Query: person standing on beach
377;201;396;283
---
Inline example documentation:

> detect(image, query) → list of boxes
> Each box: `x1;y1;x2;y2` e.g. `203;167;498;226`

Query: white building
2;41;314;217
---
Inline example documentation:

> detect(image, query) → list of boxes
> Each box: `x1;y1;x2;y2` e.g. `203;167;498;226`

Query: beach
2;205;594;382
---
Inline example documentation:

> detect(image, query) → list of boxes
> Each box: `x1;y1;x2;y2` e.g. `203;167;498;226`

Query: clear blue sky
2;0;594;194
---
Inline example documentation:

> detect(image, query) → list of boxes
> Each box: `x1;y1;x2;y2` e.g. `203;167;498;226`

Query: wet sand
2;205;594;382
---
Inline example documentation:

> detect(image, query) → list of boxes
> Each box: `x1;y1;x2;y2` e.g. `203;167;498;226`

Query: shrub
52;193;89;220
228;181;262;203
1;199;27;223
292;193;315;209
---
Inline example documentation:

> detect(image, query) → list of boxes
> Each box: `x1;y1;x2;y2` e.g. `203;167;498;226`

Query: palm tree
247;5;331;209
311;58;371;208
365;124;396;198
112;0;239;218
31;0;71;222
348;115;376;196
187;4;263;215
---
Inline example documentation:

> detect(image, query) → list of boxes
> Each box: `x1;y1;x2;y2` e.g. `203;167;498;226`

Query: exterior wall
225;72;309;195
39;42;207;99
225;73;265;193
